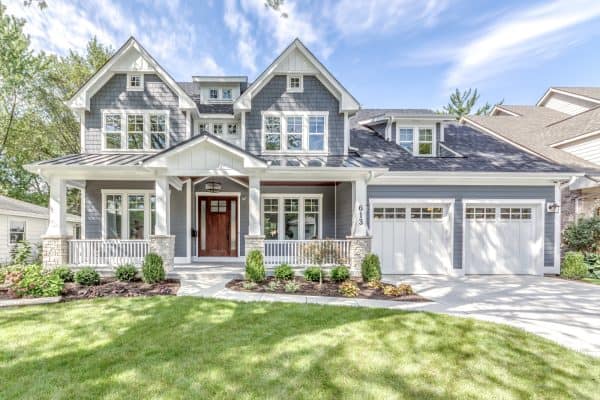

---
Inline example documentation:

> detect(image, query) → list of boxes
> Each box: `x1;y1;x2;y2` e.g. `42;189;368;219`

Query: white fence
68;240;149;267
264;240;351;267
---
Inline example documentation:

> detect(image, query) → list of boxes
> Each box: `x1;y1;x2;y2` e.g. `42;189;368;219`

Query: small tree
302;241;342;288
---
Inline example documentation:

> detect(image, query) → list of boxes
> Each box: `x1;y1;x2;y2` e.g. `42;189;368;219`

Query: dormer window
127;73;143;91
418;128;433;156
222;89;232;100
396;125;435;156
209;88;219;100
287;75;303;92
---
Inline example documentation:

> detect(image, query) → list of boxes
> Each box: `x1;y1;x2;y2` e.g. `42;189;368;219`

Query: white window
287;75;303;92
410;207;443;219
212;123;223;135
9;221;25;244
209;88;219;100
262;195;322;240
127;73;143;91
398;128;414;153
227;124;238;135
264;116;281;151
500;207;532;220
222;88;232;100
103;113;122;149
373;207;406;220
262;112;328;153
418;128;434;156
102;110;169;151
73;223;81;239
466;207;496;220
103;191;154;239
198;123;207;133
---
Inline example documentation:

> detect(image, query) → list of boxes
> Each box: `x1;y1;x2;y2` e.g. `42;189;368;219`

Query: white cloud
331;0;449;36
444;0;600;89
196;55;225;75
224;0;257;73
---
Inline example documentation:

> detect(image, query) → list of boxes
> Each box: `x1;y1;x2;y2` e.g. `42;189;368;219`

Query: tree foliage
443;88;503;119
0;5;112;212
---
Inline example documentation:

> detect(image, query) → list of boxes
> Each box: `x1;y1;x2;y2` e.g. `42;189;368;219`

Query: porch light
204;181;222;193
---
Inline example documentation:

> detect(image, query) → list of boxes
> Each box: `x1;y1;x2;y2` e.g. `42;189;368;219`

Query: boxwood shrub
52;266;74;282
142;253;165;283
303;266;325;282
75;267;101;286
561;251;588;279
361;253;381;282
330;265;350;282
274;263;294;280
115;264;137;282
245;250;265;283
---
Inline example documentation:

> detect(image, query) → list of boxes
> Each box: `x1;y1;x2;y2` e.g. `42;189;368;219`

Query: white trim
261;193;324;240
192;76;248;83
8;219;26;245
101;189;155;240
550;129;600;147
462;199;546;206
395;124;437;156
491;105;520;116
186;179;192;261
174;256;192;264
286;74;303;93
101;109;170;152
261;110;329;154
0;209;78;222
79;110;86;152
80;188;86;239
343;112;349;156
126;73;144;91
194;192;241;257
369;198;455;205
553;182;561;274
185;111;192;139
537;87;600;107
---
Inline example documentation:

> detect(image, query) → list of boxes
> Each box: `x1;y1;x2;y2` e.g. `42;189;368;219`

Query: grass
582;277;600;285
1;297;599;399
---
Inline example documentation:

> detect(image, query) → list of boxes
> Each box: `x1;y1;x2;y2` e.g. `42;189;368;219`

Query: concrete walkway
177;274;600;357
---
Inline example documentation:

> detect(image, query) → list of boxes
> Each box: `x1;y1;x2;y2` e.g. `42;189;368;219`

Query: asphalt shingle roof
0;195;50;216
554;87;600;101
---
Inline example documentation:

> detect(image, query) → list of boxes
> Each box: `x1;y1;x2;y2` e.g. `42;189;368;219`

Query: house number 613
358;205;364;225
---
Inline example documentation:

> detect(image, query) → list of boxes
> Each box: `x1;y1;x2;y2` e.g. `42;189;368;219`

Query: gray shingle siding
367;185;556;269
84;74;186;152
335;182;353;238
245;75;344;155
170;186;187;257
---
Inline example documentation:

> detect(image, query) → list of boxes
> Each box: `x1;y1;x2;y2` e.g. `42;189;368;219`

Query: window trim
101;109;170;152
395;124;436;157
261;194;323;240
222;88;233;101
9;220;26;245
208;88;219;100
261;111;329;154
101;190;155;240
286;75;303;93
126;73;144;91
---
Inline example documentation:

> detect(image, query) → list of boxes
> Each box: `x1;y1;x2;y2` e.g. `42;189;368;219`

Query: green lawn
1;297;598;399
582;277;600;285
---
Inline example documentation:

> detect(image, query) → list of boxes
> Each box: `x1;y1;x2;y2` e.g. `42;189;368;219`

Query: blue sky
6;0;600;110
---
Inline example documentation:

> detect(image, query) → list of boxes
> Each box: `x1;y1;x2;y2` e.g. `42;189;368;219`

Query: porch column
347;177;371;276
42;175;71;268
245;175;265;257
151;176;175;272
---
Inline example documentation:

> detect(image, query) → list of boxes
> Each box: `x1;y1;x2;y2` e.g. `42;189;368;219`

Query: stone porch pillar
149;235;176;272
347;176;371;276
346;236;372;277
151;176;175;272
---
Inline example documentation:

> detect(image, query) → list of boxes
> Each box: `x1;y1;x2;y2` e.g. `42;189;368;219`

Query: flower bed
61;278;179;301
226;276;428;302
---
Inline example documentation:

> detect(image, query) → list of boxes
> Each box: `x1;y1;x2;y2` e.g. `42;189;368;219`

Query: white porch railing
68;240;149;267
264;240;351;267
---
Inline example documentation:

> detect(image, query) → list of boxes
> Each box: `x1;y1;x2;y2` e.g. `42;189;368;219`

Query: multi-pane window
373;207;406;220
265;116;281;151
105;194;123;239
9;221;25;244
411;207;443;219
127;114;144;150
127;74;142;90
199;123;207;133
212;123;223;135
308;116;325;151
104;192;155;239
418;128;433;155
287;75;303;92
227;124;238;135
286;116;303;151
304;198;319;239
128;195;145;239
104;114;122;149
209;89;219;99
210;200;227;213
263;198;279;240
150;114;167;150
222;89;232;100
466;207;496;220
284;199;299;240
150;195;156;235
500;208;532;220
398;128;414;152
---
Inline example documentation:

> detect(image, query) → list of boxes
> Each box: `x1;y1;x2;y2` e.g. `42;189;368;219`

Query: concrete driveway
385;275;600;357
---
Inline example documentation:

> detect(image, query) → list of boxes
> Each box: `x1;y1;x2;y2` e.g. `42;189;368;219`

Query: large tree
443;88;503;119
0;4;113;213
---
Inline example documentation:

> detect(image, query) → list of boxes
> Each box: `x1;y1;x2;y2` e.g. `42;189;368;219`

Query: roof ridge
545;104;600;128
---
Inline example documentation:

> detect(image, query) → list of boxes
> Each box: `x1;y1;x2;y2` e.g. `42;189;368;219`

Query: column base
42;235;72;268
149;235;176;272
346;236;372;277
244;235;265;259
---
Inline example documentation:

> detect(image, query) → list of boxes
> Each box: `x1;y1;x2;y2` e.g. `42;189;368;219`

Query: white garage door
463;204;543;275
371;204;453;274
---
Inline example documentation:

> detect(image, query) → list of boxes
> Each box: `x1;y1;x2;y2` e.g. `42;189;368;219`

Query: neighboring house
26;37;576;276
462;87;600;228
0;195;80;264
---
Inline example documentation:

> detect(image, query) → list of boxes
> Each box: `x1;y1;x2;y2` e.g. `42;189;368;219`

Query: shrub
10;240;33;265
367;280;383;289
274;264;294;281
561;252;588;279
245;250;265;283
115;264;137;282
563;217;600;253
361;253;381;282
303;266;325;282
284;281;300;293
383;283;414;297
13;264;64;297
52;266;74;282
75;267;101;286
339;281;360;297
266;280;281;291
142;253;165;283
583;253;600;279
330;266;350;282
242;281;257;290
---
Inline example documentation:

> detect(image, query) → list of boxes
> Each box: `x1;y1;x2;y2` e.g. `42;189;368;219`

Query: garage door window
466;207;496;220
411;207;443;219
373;207;406;219
500;207;531;220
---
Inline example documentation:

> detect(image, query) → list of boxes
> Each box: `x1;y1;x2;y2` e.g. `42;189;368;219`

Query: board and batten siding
245;75;345;155
560;134;600;165
367;185;556;269
84;74;187;152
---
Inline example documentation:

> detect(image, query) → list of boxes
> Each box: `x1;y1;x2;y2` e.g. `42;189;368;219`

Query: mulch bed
226;277;429;302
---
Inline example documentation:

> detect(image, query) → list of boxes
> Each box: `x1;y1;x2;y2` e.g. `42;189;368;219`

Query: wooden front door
198;197;237;257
